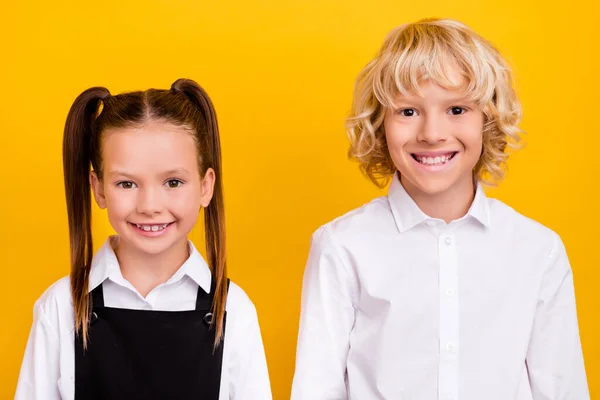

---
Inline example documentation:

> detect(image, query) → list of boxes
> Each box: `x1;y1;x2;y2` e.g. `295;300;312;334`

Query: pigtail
171;79;227;348
63;86;110;348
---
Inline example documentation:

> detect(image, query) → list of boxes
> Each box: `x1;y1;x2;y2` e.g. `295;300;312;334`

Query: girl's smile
128;221;176;237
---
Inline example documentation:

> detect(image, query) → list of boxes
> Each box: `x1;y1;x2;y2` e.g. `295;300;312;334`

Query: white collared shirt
291;176;589;400
15;237;272;400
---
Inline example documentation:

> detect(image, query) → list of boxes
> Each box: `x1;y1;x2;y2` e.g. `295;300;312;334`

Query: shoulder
225;280;258;319
487;198;562;253
223;280;265;347
312;195;394;244
34;276;72;315
31;276;74;335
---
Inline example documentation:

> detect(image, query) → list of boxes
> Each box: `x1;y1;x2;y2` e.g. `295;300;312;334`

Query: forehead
101;120;199;176
376;40;491;107
393;74;471;106
403;58;468;93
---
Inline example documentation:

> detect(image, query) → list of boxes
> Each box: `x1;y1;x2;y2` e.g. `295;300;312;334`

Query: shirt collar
88;236;212;294
469;181;491;227
387;173;491;233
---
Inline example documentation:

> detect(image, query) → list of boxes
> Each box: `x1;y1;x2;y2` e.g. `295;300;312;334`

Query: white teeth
415;154;454;165
135;223;170;232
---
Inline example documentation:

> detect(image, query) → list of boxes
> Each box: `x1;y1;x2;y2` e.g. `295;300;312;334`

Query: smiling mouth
411;152;458;166
129;222;174;232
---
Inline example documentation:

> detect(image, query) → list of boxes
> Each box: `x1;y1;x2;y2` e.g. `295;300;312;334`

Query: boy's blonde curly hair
346;18;522;188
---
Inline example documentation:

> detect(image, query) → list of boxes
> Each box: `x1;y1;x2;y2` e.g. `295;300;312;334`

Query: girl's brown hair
63;79;227;348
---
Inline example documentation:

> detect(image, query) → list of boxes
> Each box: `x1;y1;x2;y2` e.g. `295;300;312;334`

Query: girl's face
383;64;484;200
90;120;214;257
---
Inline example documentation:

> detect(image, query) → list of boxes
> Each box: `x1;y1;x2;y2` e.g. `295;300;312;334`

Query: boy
291;18;588;399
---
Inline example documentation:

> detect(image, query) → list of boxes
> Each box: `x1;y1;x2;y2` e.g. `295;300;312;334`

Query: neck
401;174;476;224
114;238;190;298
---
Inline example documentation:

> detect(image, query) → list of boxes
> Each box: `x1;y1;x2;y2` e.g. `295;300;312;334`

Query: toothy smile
411;152;457;166
132;223;173;232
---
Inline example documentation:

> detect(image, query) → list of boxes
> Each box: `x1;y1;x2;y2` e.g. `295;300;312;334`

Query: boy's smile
410;150;459;171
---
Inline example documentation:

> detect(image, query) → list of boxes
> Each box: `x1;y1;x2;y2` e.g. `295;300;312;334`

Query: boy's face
384;67;484;199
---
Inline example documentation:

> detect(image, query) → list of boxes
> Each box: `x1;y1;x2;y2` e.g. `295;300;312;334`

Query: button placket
438;233;459;400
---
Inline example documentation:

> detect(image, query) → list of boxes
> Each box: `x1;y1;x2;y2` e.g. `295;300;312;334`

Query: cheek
450;117;480;151
384;121;412;153
463;128;483;152
168;188;202;215
104;188;134;216
460;116;484;150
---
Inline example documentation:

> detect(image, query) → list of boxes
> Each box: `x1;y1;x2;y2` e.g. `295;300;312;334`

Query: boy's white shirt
292;174;589;400
15;237;272;400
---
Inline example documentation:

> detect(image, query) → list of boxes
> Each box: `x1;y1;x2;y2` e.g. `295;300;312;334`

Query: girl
291;18;588;399
16;79;272;399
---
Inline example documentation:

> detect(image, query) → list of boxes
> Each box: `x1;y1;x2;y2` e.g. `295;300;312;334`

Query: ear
200;168;216;208
90;171;107;209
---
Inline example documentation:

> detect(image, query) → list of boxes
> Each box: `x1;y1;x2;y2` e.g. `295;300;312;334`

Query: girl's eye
398;108;418;117
166;179;183;188
117;181;136;189
449;107;466;115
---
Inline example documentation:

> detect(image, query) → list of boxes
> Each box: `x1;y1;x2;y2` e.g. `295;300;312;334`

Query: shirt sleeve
291;226;358;400
228;294;272;400
14;300;62;400
526;234;589;399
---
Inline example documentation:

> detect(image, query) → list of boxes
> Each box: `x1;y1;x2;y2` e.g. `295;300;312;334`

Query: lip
411;150;459;157
131;222;174;225
128;222;175;237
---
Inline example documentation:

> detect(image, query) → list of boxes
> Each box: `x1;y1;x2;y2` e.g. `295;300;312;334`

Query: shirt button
444;236;453;245
446;288;455;296
446;342;455;352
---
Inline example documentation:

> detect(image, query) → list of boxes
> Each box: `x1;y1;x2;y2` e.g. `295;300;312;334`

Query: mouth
128;222;175;233
411;152;458;167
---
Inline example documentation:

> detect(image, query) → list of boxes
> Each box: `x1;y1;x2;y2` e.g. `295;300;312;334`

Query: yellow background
1;0;598;398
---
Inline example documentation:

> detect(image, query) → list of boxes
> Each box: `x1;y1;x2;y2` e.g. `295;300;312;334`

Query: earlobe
200;168;216;208
90;171;107;209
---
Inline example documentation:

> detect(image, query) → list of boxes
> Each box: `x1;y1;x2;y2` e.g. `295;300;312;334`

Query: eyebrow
107;168;192;179
441;96;474;103
162;168;191;176
392;96;476;107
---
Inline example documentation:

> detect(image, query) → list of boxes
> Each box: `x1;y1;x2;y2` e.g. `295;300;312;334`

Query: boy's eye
449;107;466;115
117;181;136;189
166;179;183;188
398;108;418;117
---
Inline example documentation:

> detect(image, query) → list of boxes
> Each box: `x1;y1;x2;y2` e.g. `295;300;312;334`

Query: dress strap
91;283;105;308
195;279;230;311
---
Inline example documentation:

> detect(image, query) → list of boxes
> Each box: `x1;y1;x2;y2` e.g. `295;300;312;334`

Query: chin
143;239;189;258
404;174;460;197
417;183;455;196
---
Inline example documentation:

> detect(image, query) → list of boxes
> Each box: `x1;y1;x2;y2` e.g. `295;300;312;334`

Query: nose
417;114;448;144
136;186;164;216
